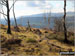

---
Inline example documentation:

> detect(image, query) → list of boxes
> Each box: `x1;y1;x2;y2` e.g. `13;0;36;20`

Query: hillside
1;24;74;55
1;12;74;29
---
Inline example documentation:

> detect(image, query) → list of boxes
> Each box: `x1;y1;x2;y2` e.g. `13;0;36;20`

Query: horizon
0;11;74;19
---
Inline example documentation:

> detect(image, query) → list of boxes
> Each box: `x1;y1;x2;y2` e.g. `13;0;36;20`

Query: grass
0;24;74;55
26;38;37;43
46;32;74;45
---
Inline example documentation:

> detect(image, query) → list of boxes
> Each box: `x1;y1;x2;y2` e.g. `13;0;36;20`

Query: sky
0;0;74;19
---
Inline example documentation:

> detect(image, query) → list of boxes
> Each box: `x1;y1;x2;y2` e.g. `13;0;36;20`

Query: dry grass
0;24;75;55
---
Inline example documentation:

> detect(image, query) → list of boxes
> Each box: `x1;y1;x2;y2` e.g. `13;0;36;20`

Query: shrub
1;38;22;50
68;36;74;45
5;38;22;45
68;32;74;36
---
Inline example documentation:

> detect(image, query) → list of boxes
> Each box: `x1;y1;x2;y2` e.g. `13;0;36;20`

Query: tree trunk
48;9;51;29
6;0;11;34
13;0;19;31
13;3;17;28
63;0;68;42
26;20;31;31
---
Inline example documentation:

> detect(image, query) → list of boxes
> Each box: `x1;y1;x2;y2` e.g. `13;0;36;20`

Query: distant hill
0;12;74;29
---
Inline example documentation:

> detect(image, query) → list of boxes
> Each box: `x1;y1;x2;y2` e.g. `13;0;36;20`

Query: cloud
9;7;44;18
1;0;74;19
26;1;39;7
56;3;62;7
26;0;46;7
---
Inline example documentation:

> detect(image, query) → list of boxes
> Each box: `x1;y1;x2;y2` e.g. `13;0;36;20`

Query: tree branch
0;0;6;6
2;8;7;21
0;12;7;16
0;3;6;6
9;0;18;12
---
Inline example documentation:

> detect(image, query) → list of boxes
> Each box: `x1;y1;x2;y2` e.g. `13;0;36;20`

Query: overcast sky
1;0;74;19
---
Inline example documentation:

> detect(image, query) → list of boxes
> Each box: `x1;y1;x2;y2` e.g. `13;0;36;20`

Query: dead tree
54;18;63;32
2;8;8;22
13;0;19;32
0;0;11;34
43;10;47;24
43;6;51;29
47;9;51;29
0;0;17;34
26;19;32;31
6;0;11;34
63;0;68;42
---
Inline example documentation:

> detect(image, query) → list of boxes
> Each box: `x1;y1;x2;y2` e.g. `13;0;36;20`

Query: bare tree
43;9;51;29
13;0;19;31
54;18;63;32
43;10;47;23
2;8;7;22
6;0;11;34
47;9;51;29
0;0;17;34
63;0;68;42
26;19;31;31
0;0;11;34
